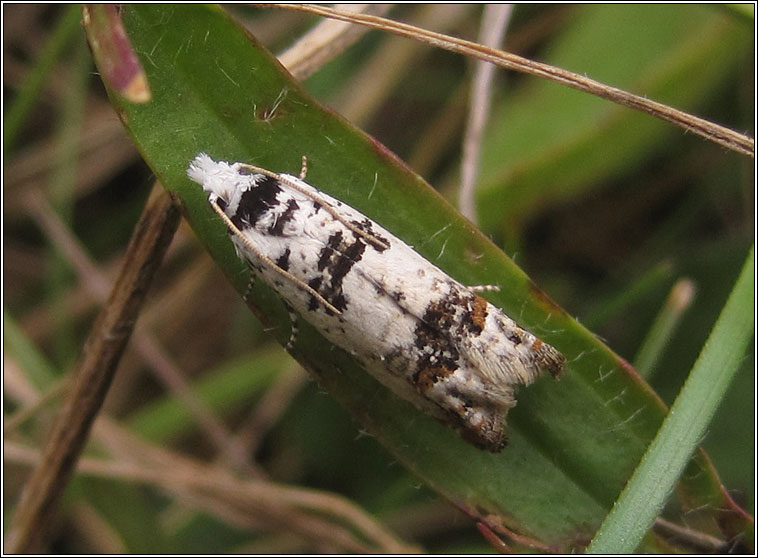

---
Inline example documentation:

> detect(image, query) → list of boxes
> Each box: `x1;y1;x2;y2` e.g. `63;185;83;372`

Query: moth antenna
299;156;308;180
238;162;390;252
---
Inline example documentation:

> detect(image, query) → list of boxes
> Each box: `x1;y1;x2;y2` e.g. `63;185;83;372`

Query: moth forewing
187;153;565;451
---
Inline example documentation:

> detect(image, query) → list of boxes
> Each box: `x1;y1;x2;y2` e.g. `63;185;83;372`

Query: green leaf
87;5;751;551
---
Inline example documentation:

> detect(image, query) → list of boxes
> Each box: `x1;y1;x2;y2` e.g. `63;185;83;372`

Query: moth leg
242;271;257;302
284;303;299;351
208;196;342;316
470;285;500;293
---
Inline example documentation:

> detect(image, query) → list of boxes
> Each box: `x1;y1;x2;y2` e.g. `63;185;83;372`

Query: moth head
187;153;246;211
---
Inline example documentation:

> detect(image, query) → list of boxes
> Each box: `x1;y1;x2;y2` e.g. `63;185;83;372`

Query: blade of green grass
582;262;675;331
4;309;60;388
632;278;697;379
85;5;752;550
724;4;755;20
588;247;754;553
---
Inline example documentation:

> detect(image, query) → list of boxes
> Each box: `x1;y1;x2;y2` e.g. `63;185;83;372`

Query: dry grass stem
333;4;471;126
98;421;418;553
23;189;256;475
4;104;138;216
67;502;129;554
459;4;513;223
7;390;419;552
6;191;182;553
5;419;420;554
653;517;729;553
477;514;555;553
407;81;468;175
278;4;393;82
233;362;310;455
24;190;113;299
3;355;65;434
268;4;754;158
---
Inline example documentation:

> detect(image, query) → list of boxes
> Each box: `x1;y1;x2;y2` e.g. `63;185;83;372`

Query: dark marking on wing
232;175;281;229
269;199;300;236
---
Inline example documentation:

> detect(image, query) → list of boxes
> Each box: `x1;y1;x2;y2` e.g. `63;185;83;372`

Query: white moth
187;153;565;451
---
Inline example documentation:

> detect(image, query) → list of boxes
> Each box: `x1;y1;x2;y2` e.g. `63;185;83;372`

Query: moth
187;153;565;451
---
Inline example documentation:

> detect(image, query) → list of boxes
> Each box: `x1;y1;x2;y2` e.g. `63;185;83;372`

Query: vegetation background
4;4;753;553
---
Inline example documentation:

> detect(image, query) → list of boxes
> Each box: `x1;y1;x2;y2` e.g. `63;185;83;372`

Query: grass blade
588;247;754;553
